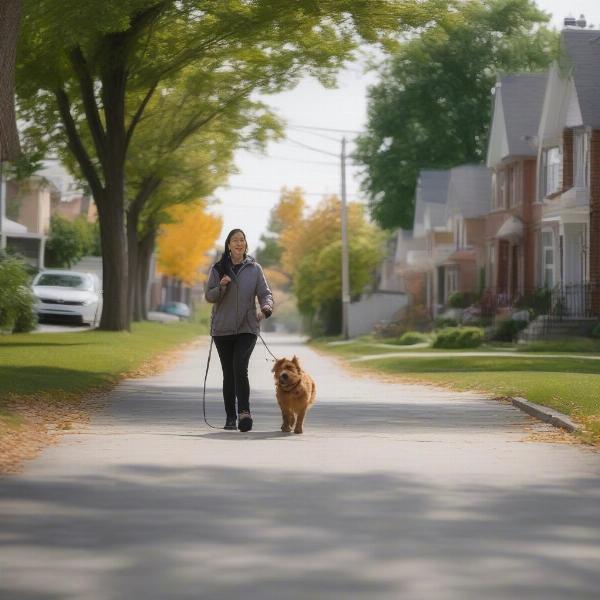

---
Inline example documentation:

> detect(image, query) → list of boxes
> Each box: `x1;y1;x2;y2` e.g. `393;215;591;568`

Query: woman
205;229;274;432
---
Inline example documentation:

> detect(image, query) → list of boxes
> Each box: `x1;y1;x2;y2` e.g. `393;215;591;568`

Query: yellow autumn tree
157;201;222;285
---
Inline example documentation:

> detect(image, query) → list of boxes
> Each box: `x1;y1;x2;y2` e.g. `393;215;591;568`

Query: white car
32;270;103;327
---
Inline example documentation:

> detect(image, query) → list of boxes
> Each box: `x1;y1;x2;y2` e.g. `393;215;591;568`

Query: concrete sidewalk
1;334;600;599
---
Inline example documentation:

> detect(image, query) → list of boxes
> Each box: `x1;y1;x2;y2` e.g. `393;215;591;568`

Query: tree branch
125;80;158;152
69;46;107;170
54;87;104;200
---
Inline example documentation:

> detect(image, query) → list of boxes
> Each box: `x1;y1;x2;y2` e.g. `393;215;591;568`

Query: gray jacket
204;256;274;336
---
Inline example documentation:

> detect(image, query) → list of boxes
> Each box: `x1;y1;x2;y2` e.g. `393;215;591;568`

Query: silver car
32;270;103;327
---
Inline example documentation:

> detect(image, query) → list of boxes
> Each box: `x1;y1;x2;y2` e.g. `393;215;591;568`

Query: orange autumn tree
157;201;222;286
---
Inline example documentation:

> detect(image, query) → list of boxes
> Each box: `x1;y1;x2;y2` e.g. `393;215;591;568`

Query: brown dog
271;356;316;434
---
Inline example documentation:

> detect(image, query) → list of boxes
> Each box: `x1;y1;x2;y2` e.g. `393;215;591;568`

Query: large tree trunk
96;194;129;330
0;0;22;160
136;228;156;321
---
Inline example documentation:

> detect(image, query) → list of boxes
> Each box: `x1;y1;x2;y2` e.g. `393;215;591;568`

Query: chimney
576;14;587;28
564;16;577;27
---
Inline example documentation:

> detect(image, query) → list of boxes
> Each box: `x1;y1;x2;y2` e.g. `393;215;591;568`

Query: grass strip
313;339;600;444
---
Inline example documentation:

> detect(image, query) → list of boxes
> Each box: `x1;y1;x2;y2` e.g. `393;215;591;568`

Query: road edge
511;397;579;433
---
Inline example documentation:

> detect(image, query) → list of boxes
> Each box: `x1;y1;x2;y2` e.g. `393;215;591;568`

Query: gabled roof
562;28;600;128
446;164;492;219
413;169;450;236
487;73;547;166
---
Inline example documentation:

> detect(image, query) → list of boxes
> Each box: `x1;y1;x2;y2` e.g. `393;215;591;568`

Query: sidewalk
1;334;600;599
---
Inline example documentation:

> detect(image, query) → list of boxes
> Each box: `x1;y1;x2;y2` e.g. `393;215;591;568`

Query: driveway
1;334;599;599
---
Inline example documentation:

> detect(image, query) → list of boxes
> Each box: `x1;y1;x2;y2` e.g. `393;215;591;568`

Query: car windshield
36;274;93;290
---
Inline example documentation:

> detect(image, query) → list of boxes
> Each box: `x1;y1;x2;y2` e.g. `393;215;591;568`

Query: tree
157;201;221;287
45;215;98;269
0;0;21;160
16;0;451;330
125;72;281;321
354;0;558;230
256;186;306;274
282;195;383;334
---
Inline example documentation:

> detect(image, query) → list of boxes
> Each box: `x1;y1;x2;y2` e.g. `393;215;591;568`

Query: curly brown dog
272;356;316;434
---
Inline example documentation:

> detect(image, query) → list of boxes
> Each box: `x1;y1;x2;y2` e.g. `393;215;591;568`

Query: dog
271;356;316;434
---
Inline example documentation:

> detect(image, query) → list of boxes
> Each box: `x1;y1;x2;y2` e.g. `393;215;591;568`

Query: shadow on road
1;465;599;599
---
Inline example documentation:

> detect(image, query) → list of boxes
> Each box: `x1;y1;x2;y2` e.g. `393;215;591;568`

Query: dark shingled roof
562;28;600;128
499;73;547;157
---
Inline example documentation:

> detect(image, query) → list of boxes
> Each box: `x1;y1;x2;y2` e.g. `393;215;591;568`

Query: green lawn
313;338;600;443
0;321;206;397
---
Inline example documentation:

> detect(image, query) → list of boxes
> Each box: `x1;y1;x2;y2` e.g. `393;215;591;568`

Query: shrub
591;323;600;339
397;331;429;345
0;254;37;333
434;316;458;329
492;318;528;342
447;292;477;309
433;326;484;349
376;304;432;338
515;288;551;317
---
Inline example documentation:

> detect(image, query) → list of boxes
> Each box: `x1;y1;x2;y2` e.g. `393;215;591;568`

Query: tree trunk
96;195;129;330
135;228;156;321
0;0;22;161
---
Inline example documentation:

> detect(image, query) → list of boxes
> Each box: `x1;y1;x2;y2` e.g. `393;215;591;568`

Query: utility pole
340;137;350;340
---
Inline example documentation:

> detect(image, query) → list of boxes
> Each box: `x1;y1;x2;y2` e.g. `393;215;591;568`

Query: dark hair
214;228;248;277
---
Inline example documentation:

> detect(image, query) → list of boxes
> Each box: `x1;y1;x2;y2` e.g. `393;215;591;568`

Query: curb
511;397;579;433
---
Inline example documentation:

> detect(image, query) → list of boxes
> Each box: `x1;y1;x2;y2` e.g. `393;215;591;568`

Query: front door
497;240;509;294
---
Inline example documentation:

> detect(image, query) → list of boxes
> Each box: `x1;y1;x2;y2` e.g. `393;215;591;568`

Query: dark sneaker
224;417;237;430
238;410;253;432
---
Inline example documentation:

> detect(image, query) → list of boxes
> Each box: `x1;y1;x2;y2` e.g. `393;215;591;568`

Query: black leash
201;322;279;430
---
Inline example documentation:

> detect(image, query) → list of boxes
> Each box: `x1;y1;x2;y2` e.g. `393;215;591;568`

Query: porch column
590;130;600;316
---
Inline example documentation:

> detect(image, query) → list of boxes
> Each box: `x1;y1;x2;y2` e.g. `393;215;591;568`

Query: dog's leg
293;406;308;434
281;408;294;433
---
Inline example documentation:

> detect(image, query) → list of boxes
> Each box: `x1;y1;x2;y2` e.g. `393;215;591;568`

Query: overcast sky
213;1;600;253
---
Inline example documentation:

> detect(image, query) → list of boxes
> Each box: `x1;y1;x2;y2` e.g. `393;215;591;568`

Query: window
540;230;555;288
493;169;506;210
540;147;561;198
445;266;459;300
506;165;513;207
573;130;589;188
509;163;521;207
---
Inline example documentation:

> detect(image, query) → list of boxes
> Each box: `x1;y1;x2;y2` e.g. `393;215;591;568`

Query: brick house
536;27;600;317
485;73;548;310
443;164;491;303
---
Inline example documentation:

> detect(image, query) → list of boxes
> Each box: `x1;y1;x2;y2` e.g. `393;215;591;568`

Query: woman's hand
257;310;265;322
219;275;231;287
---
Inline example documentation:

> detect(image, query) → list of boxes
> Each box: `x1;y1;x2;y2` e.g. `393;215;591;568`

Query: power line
221;184;362;199
288;123;363;135
284;137;339;158
287;126;341;143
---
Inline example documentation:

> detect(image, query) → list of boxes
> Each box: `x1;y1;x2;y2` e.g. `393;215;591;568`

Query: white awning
496;215;524;239
1;218;28;234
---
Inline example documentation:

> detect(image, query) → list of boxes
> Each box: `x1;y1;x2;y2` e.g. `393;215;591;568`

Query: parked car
32;269;102;327
158;301;191;319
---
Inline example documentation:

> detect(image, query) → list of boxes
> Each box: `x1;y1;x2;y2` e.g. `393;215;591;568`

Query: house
485;72;548;311
443;164;492;302
536;26;600;317
0;175;52;267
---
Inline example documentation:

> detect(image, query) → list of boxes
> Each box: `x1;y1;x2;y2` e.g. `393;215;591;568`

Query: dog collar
279;378;302;392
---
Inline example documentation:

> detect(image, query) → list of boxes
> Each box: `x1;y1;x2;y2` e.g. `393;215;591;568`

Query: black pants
213;333;257;419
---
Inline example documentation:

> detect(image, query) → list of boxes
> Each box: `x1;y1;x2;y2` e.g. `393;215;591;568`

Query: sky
212;0;600;253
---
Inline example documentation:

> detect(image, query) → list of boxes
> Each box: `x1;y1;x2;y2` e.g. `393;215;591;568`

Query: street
1;334;599;599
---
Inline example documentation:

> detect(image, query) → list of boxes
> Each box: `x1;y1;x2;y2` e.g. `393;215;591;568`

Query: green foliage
397;331;429;345
291;209;384;335
515;287;551;316
45;215;98;268
0;253;37;334
434;316;458;329
492;318;528;342
447;292;477;309
433;326;484;349
354;0;558;229
591;323;600;340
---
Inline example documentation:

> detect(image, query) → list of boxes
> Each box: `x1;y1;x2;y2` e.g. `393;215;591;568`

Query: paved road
1;334;600;599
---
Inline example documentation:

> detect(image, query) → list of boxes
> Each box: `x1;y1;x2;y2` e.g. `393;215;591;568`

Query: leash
201;310;279;430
